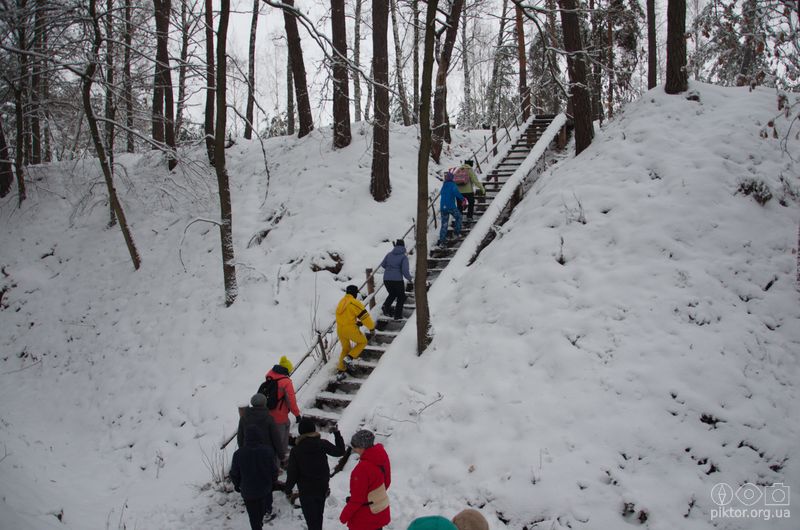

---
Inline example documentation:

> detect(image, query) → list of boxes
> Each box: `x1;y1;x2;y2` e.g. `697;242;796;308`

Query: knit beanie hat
250;393;267;408
278;355;293;372
350;429;375;449
395;239;405;247
298;417;316;435
452;509;489;530
346;285;359;297
464;159;474;167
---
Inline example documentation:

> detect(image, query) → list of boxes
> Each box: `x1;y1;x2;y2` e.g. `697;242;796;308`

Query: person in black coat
285;418;345;530
237;393;285;479
230;425;276;530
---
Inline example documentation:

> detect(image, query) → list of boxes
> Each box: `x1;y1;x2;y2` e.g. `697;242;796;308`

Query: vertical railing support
491;126;498;156
366;268;376;309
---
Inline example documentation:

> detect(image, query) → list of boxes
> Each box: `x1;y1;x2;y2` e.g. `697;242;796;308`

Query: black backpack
257;376;285;410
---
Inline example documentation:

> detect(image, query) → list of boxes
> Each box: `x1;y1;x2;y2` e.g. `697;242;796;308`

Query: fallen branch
178;217;222;272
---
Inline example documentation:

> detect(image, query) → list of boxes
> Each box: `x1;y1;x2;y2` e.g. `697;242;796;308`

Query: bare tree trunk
589;0;603;123
286;49;295;135
331;0;352;147
487;0;509;124
176;0;190;140
353;0;363;122
124;0;135;152
214;0;238;306
154;0;177;168
152;56;164;143
105;0;117;226
390;0;411;126
606;9;614;118
736;0;757;86
370;0;391;201
461;4;471;128
412;0;419;124
40;8;50;163
281;0;313;137
364;64;373;122
430;0;464;163
204;0;215;163
85;0;141;270
558;0;594;154
545;0;562;113
665;0;687;93
31;0;44;164
0;116;13;198
647;0;657;88
14;87;26;205
244;0;258;139
515;4;530;120
415;0;438;355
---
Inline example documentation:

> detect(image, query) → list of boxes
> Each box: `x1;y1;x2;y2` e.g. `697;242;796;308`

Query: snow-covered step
301;407;341;431
371;330;399;345
314;391;355;409
325;374;365;394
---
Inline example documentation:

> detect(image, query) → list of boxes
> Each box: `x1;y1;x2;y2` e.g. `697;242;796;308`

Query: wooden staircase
301;115;558;430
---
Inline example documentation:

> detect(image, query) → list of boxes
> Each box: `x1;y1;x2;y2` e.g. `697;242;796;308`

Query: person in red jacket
265;355;302;467
339;430;391;530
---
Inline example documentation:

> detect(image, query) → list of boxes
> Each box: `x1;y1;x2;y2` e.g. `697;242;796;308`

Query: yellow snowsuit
335;293;375;371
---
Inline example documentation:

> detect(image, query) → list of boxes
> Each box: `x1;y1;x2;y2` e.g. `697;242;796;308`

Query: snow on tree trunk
244;0;258;140
390;0;411;126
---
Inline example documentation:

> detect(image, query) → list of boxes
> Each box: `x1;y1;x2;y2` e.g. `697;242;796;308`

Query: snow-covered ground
1;83;798;530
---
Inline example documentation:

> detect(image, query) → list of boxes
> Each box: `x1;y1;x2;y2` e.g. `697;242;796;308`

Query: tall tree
415;0;438;355
331;0;352;147
176;0;191;140
487;0;510;123
460;3;472;128
0;116;13;198
286;48;295;135
204;0;215;163
665;0;688;93
647;0;657;88
30;0;44;164
390;0;411;126
558;0;594;154
430;0;465;163
412;0;419;123
353;0;363;122
84;0;141;270
123;0;135;152
153;0;177;168
215;0;238;306
14;0;29;205
244;0;259;139
515;3;530;119
280;0;313;137
104;0;116;179
370;0;391;201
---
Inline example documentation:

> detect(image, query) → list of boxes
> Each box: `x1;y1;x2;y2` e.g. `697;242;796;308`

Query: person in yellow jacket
335;285;375;377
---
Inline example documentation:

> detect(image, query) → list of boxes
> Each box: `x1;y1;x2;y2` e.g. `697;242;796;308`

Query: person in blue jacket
379;239;413;320
437;171;465;247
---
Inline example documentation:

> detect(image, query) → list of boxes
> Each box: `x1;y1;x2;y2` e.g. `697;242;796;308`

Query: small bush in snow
737;178;773;205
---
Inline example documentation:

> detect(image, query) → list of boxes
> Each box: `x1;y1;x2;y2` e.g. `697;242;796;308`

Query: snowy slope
1;83;799;530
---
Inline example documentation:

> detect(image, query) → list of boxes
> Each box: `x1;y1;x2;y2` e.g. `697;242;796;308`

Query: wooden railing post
366;268;375;309
557;124;567;150
491;126;497;156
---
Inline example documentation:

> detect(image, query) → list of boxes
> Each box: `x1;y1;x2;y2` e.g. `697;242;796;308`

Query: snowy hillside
1;83;799;530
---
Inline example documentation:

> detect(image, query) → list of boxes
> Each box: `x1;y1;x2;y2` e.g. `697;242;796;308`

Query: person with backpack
339;429;391;530
284;418;346;530
379;239;413;321
453;160;485;223
335;285;375;381
230;425;277;529
436;171;465;248
263;355;301;467
237;393;285;478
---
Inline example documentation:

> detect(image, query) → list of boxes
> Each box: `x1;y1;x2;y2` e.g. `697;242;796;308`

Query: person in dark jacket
379;239;413;320
230;425;277;530
437;172;465;247
237;393;285;478
285;418;346;530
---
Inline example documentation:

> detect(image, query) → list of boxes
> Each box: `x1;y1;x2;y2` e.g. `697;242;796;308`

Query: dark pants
383;280;406;319
244;496;272;530
458;192;475;218
299;494;326;530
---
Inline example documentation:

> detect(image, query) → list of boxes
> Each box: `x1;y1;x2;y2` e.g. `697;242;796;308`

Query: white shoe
343;355;354;366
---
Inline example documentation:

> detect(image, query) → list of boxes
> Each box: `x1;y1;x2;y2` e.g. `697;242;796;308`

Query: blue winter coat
230;425;275;500
440;180;464;211
380;245;412;282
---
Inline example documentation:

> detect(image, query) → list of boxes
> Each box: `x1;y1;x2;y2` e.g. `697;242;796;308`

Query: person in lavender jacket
379;239;413;320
